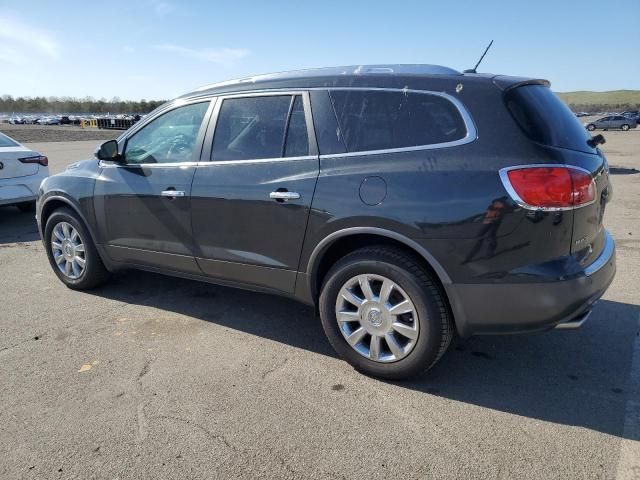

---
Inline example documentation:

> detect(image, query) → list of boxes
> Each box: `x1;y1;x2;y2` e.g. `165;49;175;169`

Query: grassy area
555;90;640;111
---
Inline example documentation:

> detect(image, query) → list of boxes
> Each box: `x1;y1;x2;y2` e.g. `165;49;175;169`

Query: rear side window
0;132;19;147
505;85;595;154
329;90;467;153
212;95;309;161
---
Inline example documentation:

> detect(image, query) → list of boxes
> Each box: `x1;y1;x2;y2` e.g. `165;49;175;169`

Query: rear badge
575;236;587;245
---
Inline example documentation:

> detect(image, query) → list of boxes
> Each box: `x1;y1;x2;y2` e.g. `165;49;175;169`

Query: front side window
212;95;309;161
124;102;209;164
329;90;467;153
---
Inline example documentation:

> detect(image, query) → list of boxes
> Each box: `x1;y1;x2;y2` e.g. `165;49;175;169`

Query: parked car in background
575;112;590;117
0;131;49;211
37;64;616;379
586;115;637;131
8;117;25;124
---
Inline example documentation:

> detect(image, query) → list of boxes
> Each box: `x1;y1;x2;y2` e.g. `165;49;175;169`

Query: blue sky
0;0;638;100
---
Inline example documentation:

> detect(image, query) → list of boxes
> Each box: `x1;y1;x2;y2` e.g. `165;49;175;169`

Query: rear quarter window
504;85;596;154
329;90;467;153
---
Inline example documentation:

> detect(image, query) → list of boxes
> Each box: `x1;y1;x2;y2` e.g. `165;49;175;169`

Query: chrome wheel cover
335;274;419;363
51;222;86;280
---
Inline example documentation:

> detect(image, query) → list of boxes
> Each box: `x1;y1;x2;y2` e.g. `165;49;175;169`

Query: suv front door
94;100;213;273
191;92;319;293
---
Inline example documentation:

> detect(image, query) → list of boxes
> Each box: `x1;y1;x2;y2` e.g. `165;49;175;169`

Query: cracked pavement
0;134;639;479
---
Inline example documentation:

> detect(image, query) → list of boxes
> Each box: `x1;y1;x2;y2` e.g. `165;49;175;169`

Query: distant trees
565;102;639;113
0;95;166;114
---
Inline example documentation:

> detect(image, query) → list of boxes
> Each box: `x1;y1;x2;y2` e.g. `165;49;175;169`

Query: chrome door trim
269;191;301;200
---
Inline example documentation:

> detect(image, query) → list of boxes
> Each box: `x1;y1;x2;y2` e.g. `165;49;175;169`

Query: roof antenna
464;40;494;74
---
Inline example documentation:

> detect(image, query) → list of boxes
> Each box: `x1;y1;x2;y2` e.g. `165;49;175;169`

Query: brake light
500;165;596;209
18;155;48;167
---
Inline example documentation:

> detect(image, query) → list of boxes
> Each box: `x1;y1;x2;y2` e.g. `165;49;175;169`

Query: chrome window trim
99;161;200;168
198;155;316;166
321;87;476;158
182;87;477;159
584;230;615;277
205;90;318;164
498;164;597;212
107;98;215;168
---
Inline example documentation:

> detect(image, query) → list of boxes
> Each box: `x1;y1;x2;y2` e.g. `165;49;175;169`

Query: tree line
566;103;638;113
0;95;166;114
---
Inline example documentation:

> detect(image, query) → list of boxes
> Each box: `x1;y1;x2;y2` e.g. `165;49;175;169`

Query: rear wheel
621;124;630;131
44;207;110;290
16;201;36;213
319;246;453;380
586;124;596;131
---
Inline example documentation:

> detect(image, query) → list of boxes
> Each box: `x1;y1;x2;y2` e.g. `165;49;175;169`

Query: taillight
500;165;596;210
18;155;48;167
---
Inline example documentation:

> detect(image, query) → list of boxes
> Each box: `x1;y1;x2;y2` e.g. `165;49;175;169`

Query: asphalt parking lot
1;131;639;479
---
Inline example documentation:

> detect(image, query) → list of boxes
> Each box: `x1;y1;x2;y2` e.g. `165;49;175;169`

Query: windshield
505;85;596;154
0;132;19;147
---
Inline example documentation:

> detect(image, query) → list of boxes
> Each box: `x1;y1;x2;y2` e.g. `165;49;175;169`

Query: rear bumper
448;230;616;337
0;170;48;206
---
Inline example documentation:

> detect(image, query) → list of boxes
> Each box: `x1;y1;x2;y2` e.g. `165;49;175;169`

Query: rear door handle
269;191;300;201
161;189;185;198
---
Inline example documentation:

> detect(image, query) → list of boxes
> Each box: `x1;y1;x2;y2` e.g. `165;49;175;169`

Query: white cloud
123;45;135;54
154;44;250;65
0;14;59;64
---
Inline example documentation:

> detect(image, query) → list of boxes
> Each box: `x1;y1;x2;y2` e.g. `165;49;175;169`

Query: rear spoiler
492;75;550;91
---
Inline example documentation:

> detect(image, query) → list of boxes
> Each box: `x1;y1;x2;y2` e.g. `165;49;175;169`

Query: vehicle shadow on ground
1;211;636;441
0;206;40;244
89;269;639;441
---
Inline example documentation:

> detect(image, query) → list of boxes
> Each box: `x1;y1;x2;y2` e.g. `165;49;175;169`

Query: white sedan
0;131;49;212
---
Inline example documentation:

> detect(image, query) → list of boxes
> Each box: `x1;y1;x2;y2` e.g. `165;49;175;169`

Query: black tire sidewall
44;208;104;289
587;124;595;131
319;255;446;379
622;124;629;131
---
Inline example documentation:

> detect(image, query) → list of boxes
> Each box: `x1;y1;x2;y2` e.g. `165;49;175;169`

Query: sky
0;0;638;100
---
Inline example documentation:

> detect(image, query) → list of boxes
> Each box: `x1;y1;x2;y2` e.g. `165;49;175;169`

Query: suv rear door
191;92;319;293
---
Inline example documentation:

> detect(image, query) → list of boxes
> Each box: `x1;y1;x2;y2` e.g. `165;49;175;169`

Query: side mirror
96;140;122;162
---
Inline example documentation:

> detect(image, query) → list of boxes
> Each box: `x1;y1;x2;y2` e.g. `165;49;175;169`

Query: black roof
179;64;548;99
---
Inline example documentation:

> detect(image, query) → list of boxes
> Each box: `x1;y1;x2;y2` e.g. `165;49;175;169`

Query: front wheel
44;207;110;290
319;246;453;380
621;124;630;131
586;124;596;131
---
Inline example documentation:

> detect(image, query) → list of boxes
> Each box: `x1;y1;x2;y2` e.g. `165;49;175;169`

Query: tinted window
284;96;309;157
213;96;293;161
0;132;19;147
329;90;467;153
505;85;596;154
124;102;209;164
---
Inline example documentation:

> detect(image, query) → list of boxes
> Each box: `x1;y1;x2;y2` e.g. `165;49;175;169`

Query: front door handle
161;189;185;198
269;191;300;201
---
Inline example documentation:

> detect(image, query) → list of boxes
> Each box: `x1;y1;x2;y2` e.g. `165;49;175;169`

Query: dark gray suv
37;65;616;379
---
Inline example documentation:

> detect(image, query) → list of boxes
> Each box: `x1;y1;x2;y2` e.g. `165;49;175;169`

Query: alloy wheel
51;221;86;280
334;274;419;363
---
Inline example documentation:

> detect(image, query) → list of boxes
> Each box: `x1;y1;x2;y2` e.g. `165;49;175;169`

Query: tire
44;207;110;290
319;246;453;380
16;201;36;213
621;124;630;131
587;124;596;131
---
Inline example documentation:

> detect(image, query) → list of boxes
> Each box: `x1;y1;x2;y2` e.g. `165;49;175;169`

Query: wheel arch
307;227;453;303
39;195;99;247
